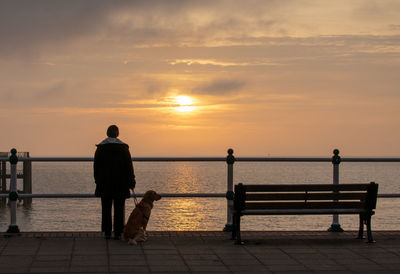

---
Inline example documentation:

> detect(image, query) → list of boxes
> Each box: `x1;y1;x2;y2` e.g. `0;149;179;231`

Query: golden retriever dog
123;190;161;245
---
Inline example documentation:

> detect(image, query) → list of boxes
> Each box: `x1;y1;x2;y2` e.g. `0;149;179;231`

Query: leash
132;189;139;206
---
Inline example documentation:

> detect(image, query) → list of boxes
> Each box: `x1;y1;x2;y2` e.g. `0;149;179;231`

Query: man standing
94;125;136;239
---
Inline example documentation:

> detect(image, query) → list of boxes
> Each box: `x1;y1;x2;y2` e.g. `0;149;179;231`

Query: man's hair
107;125;119;138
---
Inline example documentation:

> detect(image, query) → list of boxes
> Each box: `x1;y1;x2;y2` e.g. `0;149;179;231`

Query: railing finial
332;149;341;165
9;148;18;165
226;148;235;165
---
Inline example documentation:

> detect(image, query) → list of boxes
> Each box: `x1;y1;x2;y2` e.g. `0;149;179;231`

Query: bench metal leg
357;214;364;239
366;215;375;243
234;214;243;245
231;213;237;240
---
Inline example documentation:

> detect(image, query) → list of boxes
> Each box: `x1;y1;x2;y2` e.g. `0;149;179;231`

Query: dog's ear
143;190;152;200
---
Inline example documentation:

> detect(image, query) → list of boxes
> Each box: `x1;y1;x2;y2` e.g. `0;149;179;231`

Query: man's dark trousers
101;197;125;237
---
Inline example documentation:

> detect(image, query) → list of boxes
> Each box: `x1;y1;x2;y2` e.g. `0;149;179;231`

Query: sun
176;95;193;106
174;95;195;112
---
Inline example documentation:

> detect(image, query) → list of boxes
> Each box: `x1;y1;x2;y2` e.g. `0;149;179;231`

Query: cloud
2;0;400;61
169;57;285;68
170;59;247;67
1;1;400;109
0;0;294;58
0;1;113;58
193;79;245;95
353;1;400;19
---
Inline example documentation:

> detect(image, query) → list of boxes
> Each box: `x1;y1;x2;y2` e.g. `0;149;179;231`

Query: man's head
107;125;119;138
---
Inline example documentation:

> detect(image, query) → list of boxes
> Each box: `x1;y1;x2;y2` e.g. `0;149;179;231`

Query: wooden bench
232;182;378;244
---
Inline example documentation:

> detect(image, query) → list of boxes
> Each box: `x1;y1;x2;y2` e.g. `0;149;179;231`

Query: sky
1;0;400;157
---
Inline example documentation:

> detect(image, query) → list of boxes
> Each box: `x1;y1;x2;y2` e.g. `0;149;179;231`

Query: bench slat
245;201;365;210
244;184;370;192
246;193;367;201
241;208;367;215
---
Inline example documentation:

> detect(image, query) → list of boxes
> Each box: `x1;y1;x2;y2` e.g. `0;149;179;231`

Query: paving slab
0;231;400;273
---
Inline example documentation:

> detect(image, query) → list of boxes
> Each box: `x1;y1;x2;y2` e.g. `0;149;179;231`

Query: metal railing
1;148;400;233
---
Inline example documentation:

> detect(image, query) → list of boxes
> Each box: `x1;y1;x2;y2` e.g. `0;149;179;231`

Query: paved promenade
1;231;400;273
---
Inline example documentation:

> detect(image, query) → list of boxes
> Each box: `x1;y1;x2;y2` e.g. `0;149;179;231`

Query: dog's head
143;190;162;202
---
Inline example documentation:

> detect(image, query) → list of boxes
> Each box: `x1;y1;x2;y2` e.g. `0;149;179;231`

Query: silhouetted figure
94;125;136;240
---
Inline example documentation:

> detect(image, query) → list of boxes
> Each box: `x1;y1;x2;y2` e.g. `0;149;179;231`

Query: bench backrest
234;182;378;212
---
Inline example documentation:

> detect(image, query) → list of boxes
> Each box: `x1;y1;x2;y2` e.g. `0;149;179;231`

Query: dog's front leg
137;228;146;241
128;238;138;245
143;218;149;230
142;219;149;240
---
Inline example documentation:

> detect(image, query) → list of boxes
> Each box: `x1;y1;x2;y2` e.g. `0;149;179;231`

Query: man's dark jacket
94;138;136;199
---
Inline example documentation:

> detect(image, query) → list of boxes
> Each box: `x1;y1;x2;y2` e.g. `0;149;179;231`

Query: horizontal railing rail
379;194;400;198
1;157;226;162
2;157;400;162
0;193;398;198
0;193;226;198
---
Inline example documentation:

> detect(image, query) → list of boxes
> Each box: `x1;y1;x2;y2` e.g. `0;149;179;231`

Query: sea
1;161;399;232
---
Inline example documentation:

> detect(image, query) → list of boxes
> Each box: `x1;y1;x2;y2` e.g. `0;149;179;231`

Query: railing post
1;160;6;207
223;148;235;232
7;148;20;233
22;152;32;206
328;149;344;232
